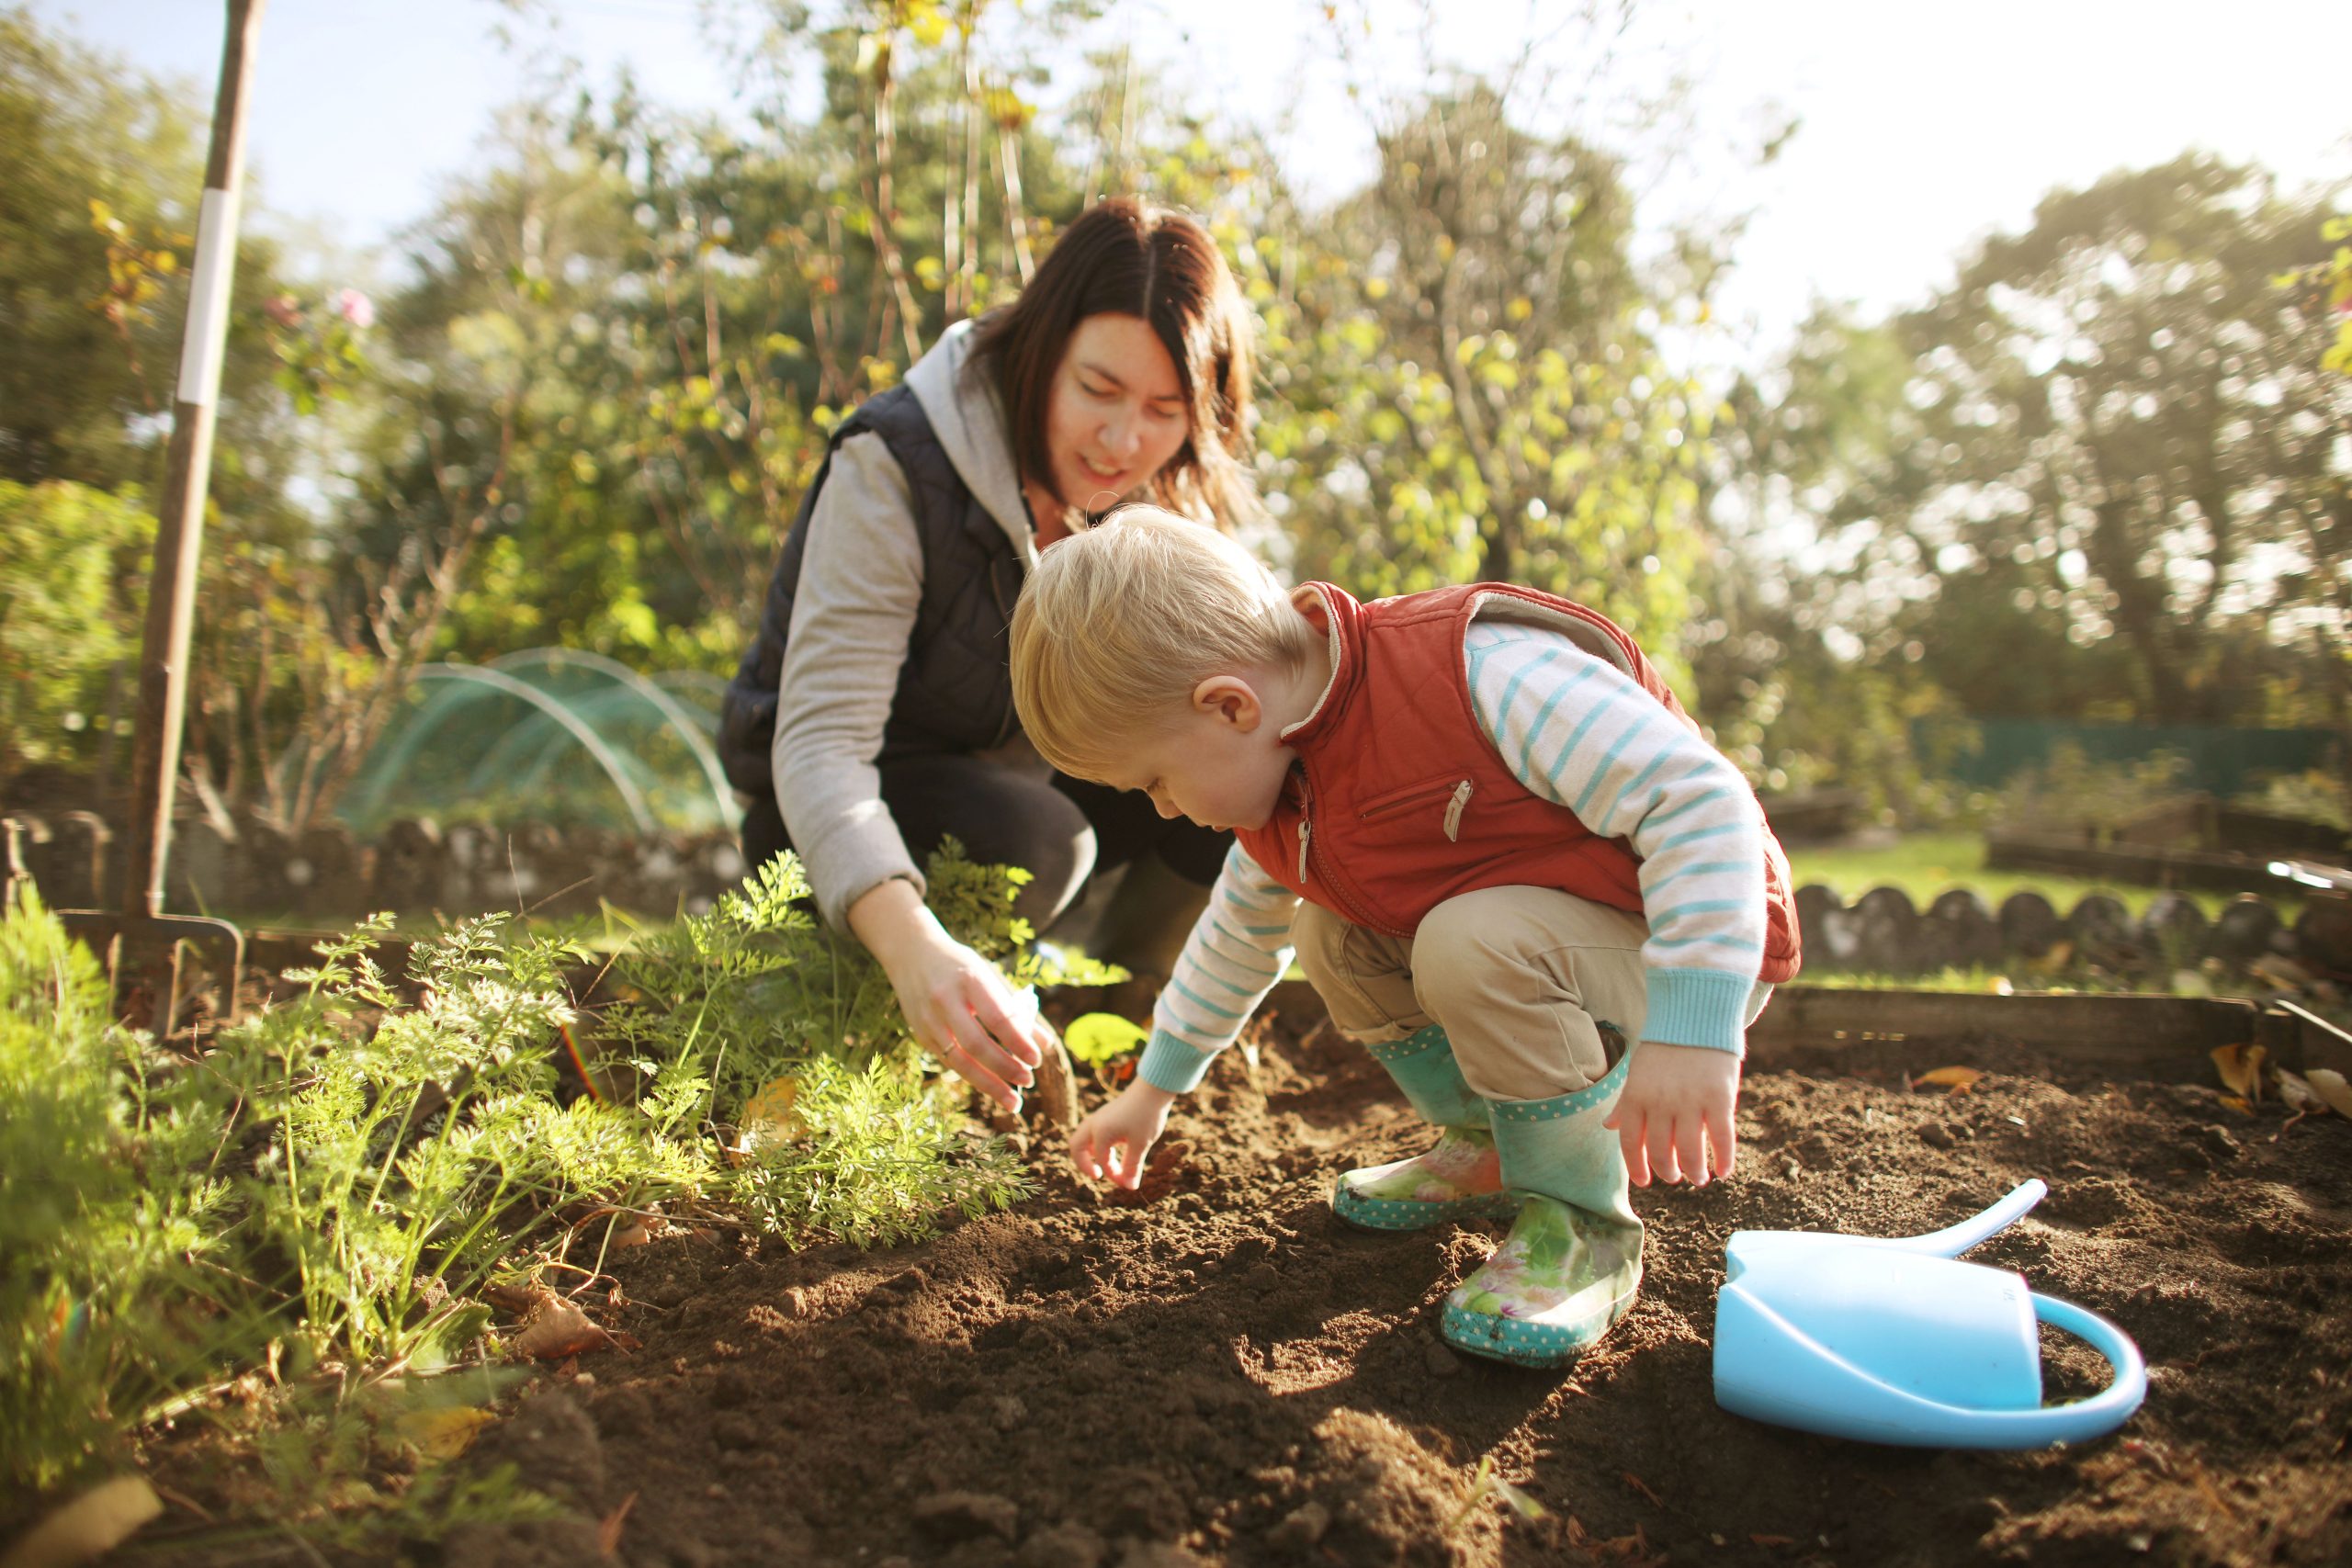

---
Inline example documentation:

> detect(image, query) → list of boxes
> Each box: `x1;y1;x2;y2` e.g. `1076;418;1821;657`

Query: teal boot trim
1332;1127;1514;1230
1331;1025;1514;1231
1363;1023;1489;1128
1439;1054;1645;1369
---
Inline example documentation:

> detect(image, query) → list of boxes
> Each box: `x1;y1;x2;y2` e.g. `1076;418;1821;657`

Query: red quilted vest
1233;581;1802;983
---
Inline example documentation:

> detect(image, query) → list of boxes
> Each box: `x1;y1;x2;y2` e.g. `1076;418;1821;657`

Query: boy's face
1098;677;1294;833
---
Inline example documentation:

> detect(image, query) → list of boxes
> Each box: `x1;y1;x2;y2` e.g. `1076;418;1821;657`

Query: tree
1251;81;1725;687
0;481;152;790
0;6;293;507
1757;156;2352;728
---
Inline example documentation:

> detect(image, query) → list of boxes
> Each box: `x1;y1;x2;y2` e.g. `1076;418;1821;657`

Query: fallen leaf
740;1077;804;1144
2211;1043;2267;1102
598;1492;639;1555
2218;1094;2252;1114
2278;1070;2326;1115
0;1476;164;1568
1621;1471;1660;1506
395;1405;496;1461
2307;1067;2352;1119
512;1297;621;1361
1917;1066;1984;1094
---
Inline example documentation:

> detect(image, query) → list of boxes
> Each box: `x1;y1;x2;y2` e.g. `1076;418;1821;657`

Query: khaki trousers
1292;886;1652;1102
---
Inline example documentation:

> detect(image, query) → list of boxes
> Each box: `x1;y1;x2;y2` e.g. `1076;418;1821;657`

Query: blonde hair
1011;507;1315;778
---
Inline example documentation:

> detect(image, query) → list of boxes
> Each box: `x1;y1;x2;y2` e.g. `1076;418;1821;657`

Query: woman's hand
850;879;1045;1113
1070;1081;1176;1190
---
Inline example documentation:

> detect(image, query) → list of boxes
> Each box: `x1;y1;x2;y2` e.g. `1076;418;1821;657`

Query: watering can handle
1883;1179;2047;1258
1921;1292;2149;1447
1836;1288;2147;1447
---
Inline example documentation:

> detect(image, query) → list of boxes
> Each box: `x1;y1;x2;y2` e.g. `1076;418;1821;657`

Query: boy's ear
1192;673;1263;731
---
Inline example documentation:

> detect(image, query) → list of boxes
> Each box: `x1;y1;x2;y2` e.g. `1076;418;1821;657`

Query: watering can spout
1884;1179;2047;1257
1724;1179;2046;1278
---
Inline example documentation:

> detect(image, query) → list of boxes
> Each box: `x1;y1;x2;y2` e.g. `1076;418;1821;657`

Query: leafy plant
2;839;1068;1522
1992;744;2193;842
1;880;243;1493
0;479;153;784
2233;767;2352;831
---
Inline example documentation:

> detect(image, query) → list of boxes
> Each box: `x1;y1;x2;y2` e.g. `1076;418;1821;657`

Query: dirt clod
1017;1521;1108;1568
914;1488;1023;1543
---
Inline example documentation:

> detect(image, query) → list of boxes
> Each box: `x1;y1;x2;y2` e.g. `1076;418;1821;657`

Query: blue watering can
1713;1179;2147;1449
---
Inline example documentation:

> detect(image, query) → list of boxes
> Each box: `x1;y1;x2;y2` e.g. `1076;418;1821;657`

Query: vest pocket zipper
1442;780;1473;841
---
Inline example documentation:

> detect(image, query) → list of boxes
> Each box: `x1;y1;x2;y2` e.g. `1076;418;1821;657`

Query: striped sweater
1136;615;1772;1095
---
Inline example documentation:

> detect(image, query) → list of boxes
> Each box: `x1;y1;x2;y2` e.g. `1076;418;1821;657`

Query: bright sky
29;0;2352;369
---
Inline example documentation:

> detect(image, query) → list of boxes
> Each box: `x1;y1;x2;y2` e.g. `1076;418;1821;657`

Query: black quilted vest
718;383;1027;795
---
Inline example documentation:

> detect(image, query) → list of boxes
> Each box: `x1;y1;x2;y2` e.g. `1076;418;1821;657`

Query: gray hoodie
770;320;1044;930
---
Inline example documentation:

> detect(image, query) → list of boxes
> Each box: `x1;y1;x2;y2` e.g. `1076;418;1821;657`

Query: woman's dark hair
971;197;1258;529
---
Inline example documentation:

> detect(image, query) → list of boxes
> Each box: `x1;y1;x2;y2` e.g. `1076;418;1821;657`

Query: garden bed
160;986;2352;1567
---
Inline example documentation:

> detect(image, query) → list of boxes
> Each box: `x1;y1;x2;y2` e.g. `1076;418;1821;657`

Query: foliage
0;5;296;505
0;881;240;1492
1249;85;1725;681
0;841;1056;1508
1990;743;2193;841
2232;766;2352;831
2277;212;2352;377
0;479;153;784
1750;158;2352;730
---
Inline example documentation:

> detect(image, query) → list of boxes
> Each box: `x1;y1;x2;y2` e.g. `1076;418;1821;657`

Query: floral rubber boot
1331;1025;1518;1231
1440;1053;1645;1368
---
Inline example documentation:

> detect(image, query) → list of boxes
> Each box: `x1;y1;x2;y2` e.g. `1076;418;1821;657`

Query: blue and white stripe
1464;620;1767;1053
1134;617;1770;1095
1135;841;1299;1093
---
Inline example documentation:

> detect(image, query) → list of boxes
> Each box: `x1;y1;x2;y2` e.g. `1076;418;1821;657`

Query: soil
129;987;2352;1568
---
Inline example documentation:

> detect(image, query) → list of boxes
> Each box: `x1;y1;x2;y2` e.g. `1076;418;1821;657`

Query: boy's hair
1011;507;1315;778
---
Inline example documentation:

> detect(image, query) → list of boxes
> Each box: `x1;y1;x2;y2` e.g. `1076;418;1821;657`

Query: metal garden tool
55;1;264;1035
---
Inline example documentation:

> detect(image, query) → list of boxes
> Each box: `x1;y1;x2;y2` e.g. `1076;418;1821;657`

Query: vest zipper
1442;780;1474;842
1296;818;1311;884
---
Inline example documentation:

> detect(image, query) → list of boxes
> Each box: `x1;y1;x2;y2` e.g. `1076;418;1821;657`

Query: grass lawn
1784;829;2300;922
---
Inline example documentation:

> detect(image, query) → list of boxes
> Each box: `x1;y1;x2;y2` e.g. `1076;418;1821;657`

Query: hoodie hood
905;318;1038;567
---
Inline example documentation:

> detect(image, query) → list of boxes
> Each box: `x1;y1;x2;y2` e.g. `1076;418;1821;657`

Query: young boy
1007;510;1802;1368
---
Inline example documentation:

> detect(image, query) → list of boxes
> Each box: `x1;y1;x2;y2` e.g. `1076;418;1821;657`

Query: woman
718;197;1260;1117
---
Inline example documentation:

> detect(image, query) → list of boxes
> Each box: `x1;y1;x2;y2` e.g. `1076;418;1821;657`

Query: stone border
1793;883;2326;980
5;807;2337;982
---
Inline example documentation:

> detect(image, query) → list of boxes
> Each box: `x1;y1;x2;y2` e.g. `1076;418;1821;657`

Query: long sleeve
1134;842;1301;1093
771;432;930;931
1464;621;1770;1055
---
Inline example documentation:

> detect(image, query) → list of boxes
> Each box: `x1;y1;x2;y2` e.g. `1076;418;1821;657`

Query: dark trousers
741;754;1230;931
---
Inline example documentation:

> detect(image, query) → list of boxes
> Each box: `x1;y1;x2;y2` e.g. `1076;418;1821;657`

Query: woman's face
1035;312;1192;517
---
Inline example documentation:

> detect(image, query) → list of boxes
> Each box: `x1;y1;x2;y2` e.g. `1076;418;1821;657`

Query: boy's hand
1604;1043;1741;1187
1070;1081;1177;1190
